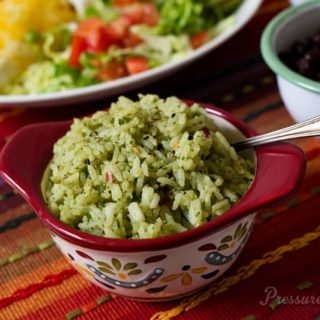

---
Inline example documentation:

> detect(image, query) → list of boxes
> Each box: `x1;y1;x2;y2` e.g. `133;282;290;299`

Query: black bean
279;29;320;82
297;59;310;75
305;48;320;61
292;41;306;55
313;34;320;46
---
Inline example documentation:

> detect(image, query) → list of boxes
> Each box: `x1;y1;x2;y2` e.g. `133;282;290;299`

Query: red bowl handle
232;143;306;215
0;121;71;206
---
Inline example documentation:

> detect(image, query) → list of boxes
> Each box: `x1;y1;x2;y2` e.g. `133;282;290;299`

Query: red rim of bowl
0;102;306;252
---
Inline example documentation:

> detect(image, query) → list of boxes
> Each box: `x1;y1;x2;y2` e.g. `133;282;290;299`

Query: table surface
1;1;320;319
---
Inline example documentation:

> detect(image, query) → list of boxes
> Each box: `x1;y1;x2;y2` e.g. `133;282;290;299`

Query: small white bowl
261;0;320;122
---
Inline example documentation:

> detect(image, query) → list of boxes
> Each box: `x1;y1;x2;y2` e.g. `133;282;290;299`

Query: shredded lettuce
156;0;242;35
2;61;98;94
1;0;242;95
130;25;192;64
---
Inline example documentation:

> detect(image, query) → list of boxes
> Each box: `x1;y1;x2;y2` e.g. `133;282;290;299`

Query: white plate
0;0;262;108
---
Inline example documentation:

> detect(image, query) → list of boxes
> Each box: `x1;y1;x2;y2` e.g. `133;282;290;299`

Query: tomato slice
191;31;209;49
105;17;130;44
123;31;142;48
69;36;87;67
120;3;159;26
113;0;137;6
69;18;111;66
75;18;104;36
77;18;110;51
142;3;159;26
97;60;128;81
120;4;144;25
125;57;149;75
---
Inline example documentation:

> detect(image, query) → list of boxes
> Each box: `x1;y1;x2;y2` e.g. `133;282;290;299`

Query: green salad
0;0;242;95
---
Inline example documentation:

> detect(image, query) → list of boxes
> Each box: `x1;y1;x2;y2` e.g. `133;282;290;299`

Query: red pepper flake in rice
160;190;172;208
202;127;210;138
106;171;114;183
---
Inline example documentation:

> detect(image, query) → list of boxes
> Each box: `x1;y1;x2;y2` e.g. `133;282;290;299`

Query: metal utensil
233;115;320;151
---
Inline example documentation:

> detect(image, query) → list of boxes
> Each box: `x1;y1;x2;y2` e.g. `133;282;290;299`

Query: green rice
44;94;254;239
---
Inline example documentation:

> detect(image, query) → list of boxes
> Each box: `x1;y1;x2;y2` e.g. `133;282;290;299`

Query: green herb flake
297;280;314;291
286;198;300;208
269;297;282;310
242;315;257;320
96;295;112;305
260;211;275;222
118;117;131;125
65;309;82;320
311;186;320;195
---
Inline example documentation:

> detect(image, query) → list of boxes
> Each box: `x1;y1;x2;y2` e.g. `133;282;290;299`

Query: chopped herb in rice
44;94;254;239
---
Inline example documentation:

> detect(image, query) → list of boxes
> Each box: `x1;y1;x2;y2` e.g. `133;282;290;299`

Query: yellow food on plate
0;0;76;48
0;0;76;87
0;42;37;87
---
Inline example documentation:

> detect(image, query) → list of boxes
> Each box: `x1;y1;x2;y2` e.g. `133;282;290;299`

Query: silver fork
232;115;320;151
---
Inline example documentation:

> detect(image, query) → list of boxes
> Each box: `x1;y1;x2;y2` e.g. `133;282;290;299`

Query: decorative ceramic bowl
0;103;305;301
261;0;320;123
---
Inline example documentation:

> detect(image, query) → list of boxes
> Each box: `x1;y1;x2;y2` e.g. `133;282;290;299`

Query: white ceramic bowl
261;0;320;123
0;0;261;108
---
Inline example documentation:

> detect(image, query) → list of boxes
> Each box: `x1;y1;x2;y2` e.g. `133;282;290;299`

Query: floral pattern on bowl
53;214;255;301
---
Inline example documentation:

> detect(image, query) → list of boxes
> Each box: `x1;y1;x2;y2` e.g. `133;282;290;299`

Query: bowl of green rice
0;95;305;301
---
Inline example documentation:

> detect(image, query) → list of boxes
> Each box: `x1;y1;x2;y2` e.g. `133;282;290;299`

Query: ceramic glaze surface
277;76;320;122
53;214;255;300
